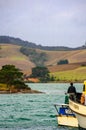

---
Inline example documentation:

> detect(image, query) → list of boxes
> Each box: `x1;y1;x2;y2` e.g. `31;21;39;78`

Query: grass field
50;66;86;82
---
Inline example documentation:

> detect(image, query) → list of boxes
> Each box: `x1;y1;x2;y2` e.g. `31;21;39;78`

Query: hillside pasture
50;66;86;82
48;62;86;72
0;44;35;74
0;44;86;79
44;49;86;66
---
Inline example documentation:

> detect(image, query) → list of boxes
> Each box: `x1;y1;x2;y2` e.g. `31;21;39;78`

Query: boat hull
69;99;86;129
57;115;78;127
76;114;86;129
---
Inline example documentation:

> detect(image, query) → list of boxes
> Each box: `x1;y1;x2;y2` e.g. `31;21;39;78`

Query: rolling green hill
0;42;86;82
50;66;86;82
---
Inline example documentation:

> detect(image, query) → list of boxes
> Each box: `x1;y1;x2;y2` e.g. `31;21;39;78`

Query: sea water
0;83;83;130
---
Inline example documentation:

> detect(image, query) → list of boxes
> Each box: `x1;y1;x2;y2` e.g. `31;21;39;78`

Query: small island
0;65;43;94
0;84;43;94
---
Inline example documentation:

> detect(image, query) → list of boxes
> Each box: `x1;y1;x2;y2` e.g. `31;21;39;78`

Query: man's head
70;82;73;86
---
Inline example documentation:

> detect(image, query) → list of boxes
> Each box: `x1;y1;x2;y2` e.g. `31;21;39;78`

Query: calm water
0;83;83;130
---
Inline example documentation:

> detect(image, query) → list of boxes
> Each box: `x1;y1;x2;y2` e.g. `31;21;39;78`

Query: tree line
20;47;47;66
0;65;54;91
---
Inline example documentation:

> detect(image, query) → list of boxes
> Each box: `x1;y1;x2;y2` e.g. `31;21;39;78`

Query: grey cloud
0;0;86;47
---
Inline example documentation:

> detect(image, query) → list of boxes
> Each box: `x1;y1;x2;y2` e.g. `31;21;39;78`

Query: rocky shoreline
0;89;44;94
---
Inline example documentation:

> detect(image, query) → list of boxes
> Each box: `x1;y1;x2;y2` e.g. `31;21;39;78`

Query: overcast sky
0;0;86;47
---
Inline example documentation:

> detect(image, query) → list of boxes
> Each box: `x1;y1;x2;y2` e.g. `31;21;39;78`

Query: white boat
54;103;78;127
69;81;86;129
69;97;86;129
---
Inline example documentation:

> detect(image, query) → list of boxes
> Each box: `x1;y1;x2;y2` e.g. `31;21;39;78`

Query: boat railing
54;104;69;115
54;103;75;116
69;92;82;104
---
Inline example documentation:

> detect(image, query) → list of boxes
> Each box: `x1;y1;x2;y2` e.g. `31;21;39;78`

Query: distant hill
0;44;86;75
0;36;86;51
0;35;86;81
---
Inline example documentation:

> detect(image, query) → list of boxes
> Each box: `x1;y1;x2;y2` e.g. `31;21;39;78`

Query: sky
0;0;86;47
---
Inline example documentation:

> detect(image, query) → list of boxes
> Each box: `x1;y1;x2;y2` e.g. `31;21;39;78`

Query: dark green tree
30;66;50;82
0;65;23;88
57;59;69;65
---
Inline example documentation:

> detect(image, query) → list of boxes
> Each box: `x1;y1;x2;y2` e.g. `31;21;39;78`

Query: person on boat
67;82;76;100
65;93;69;104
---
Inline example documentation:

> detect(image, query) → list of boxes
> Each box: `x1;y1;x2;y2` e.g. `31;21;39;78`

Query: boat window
83;85;85;91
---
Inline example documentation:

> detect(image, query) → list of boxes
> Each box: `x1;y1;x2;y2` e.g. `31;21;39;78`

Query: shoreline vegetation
0;84;43;94
0;65;43;94
0;90;43;94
